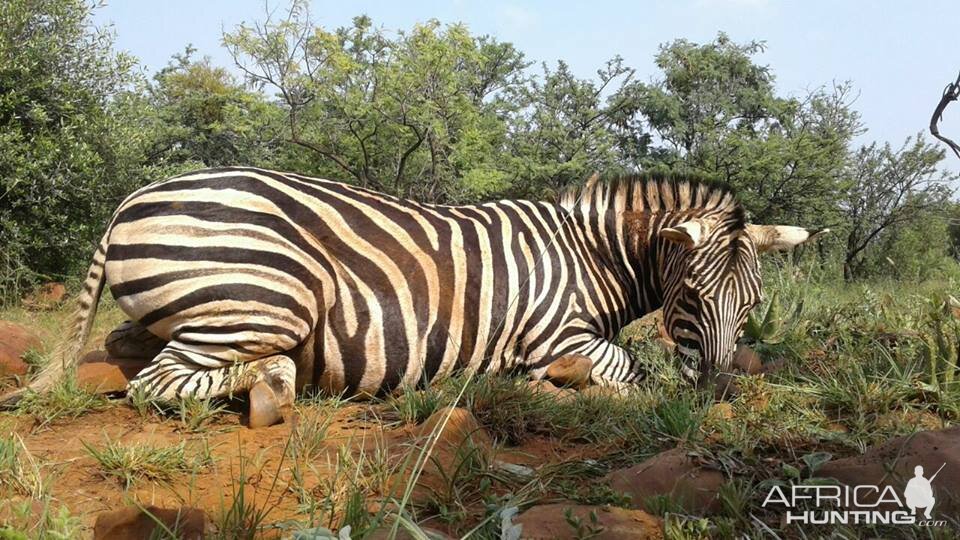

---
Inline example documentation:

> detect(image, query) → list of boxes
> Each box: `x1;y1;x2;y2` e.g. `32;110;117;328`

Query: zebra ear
661;219;710;249
746;224;830;252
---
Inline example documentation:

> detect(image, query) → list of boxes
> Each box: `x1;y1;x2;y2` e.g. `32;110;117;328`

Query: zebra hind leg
105;320;167;359
128;342;296;428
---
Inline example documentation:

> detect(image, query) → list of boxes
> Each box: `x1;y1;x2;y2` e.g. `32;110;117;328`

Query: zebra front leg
577;338;646;389
128;343;296;428
539;338;645;390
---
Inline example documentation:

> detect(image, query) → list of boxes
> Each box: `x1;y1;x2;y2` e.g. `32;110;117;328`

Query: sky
93;0;960;173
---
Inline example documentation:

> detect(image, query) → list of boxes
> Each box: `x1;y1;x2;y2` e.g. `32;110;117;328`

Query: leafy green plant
920;295;960;393
742;291;808;346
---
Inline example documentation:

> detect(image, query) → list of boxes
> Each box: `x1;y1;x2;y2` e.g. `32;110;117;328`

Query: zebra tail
0;233;109;407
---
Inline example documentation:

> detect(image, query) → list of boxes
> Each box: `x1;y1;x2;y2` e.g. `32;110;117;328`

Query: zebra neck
570;208;664;325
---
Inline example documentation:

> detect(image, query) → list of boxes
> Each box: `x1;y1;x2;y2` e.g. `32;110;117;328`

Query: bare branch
930;70;960;159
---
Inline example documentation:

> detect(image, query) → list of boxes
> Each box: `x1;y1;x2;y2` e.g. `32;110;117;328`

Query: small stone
515;503;663;539
707;402;734;422
545;354;594;389
93;505;209;540
825;422;848;434
493;459;535;478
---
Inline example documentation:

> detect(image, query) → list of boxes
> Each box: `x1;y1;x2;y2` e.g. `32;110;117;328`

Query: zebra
5;167;825;425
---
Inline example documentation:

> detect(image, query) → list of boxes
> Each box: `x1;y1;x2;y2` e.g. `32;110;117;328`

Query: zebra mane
557;172;743;223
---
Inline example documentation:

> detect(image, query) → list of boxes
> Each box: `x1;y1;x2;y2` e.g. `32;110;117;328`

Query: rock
77;351;147;393
605;448;725;514
707;402;734;422
417;406;492;452
825;422;848;434
23;282;67;309
732;344;762;374
579;384;629;399
545;354;593;389
493;459;536;479
527;379;575;400
364;523;452;540
817;426;960;517
708;373;740;401
93;506;209;540
390;407;493;504
0;321;42;382
515;503;663;539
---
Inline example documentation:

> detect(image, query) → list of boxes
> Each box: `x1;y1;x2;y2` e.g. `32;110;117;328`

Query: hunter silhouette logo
904;463;944;520
762;462;947;526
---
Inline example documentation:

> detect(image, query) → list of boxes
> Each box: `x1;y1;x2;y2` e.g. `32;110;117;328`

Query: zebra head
658;216;827;378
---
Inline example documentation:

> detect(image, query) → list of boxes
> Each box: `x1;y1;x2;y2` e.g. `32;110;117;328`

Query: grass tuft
16;372;109;430
83;438;197;488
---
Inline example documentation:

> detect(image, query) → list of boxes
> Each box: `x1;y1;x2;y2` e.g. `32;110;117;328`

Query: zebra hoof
248;381;285;428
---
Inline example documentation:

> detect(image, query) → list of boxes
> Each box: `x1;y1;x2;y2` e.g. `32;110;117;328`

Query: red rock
605;448;726;514
817;426;960;518
77;351;147;393
25;282;67;309
545;354;594;389
579;384;629;398
93;506;209;540
0;321;42;382
732;344;762;374
365;522;453;540
515;503;663;539
527;379;575;399
417;406;492;452
389;407;493;505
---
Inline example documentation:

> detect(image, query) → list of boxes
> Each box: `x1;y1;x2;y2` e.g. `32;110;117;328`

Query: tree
841;136;957;280
0;0;138;286
143;48;285;168
223;3;528;202
636;34;861;228
505;57;650;196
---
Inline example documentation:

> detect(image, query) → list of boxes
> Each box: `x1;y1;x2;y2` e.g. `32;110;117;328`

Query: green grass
82;437;200;489
16;372;109;430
